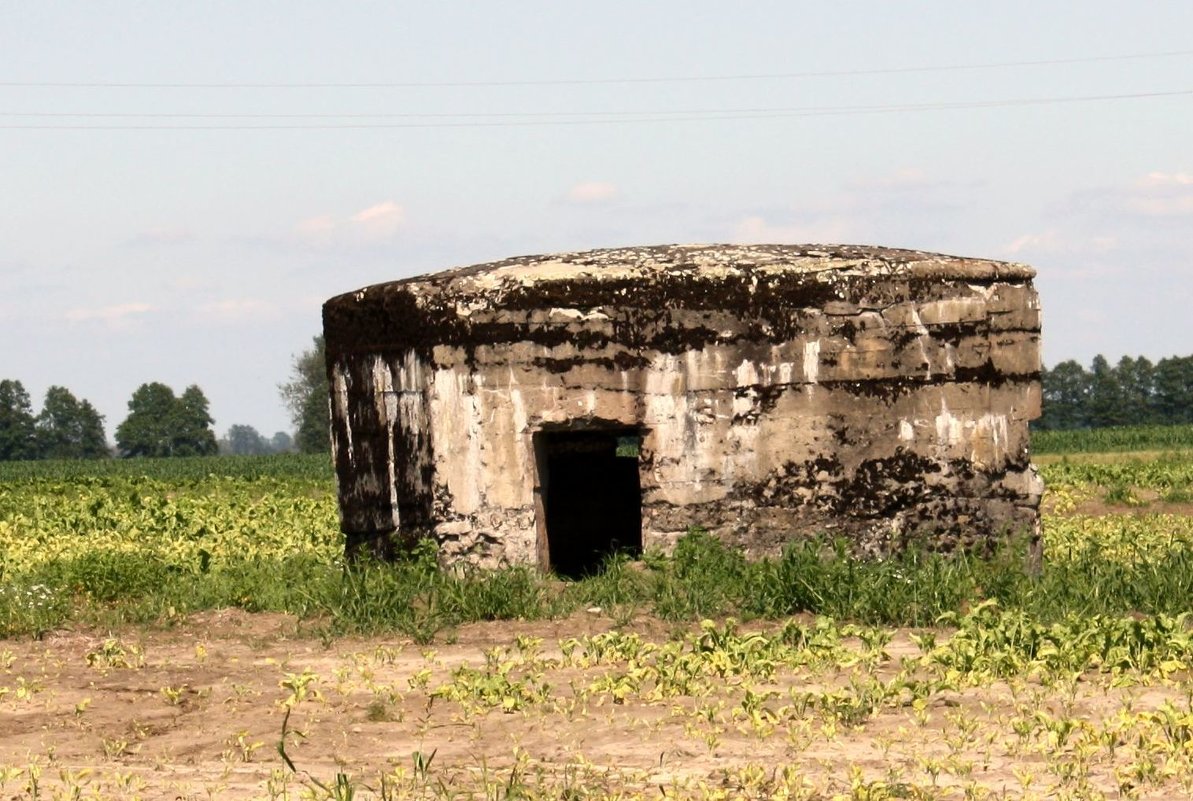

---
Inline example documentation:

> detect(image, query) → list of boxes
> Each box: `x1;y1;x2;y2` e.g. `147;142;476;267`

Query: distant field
0;452;334;482
1031;423;1193;454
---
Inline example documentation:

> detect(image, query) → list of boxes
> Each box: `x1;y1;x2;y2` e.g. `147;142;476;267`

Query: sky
2;2;1191;441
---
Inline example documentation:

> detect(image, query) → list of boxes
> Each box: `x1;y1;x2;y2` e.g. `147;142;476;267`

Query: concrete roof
329;244;1034;308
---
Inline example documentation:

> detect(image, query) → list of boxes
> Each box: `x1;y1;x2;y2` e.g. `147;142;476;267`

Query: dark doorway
535;427;643;578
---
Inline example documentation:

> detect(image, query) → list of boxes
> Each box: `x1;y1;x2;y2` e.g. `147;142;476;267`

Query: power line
2;49;1192;89
0;88;1188;129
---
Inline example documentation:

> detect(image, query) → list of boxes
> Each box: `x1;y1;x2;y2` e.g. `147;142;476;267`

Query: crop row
1032;424;1193;454
1042;451;1193;492
4;468;1193;638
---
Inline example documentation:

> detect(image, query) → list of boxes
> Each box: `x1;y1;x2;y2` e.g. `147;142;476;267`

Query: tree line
0;337;329;462
0;379;299;461
1037;354;1193;430
0;381;108;460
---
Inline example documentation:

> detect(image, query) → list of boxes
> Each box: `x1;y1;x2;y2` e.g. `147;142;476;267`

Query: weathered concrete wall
324;244;1042;566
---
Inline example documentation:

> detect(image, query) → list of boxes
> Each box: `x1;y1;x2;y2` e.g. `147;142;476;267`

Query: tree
115;382;218;457
223;424;269;456
1037;360;1090;430
1085;354;1126;428
280;336;330;454
116;383;178;457
270;431;294;453
77;401;108;457
35;386;108;459
0;379;38;460
173;385;219;456
1115;355;1155;425
1153;356;1193;425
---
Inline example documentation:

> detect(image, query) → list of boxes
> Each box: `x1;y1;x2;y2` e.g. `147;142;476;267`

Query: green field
1032;423;1193;455
3;438;1193;639
2;428;1193;799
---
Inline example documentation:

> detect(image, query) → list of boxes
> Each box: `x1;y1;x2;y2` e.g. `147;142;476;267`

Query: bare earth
0;610;1187;800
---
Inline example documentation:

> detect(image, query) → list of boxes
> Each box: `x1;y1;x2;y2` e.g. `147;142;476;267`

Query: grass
7;523;1193;640
2;432;1193;640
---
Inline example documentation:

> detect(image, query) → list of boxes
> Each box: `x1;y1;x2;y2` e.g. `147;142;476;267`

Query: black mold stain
325;254;1037;362
816;378;921;402
840;450;944;517
953;360;1012;387
890;327;922;350
930;321;986;347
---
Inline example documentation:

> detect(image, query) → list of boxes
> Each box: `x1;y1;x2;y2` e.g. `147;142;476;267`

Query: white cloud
292;202;406;249
63;302;153;330
1069;171;1193;220
566;181;619;204
1004;230;1064;255
351;201;405;239
1139;172;1193;187
1125;171;1193;216
1003;230;1118;258
1125;194;1193;217
731;215;853;244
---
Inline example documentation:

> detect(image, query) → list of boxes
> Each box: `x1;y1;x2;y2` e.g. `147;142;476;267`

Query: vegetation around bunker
1;431;1193;798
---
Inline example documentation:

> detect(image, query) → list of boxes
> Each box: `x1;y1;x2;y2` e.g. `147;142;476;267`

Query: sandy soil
0;610;1187;800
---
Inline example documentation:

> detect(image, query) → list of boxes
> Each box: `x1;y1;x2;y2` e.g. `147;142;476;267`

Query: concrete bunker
323;244;1044;573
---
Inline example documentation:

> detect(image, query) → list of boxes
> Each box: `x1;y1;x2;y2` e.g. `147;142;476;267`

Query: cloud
197;298;279;322
566;181;619;204
1067;170;1193;220
1106;171;1193;218
1139;171;1193;187
1004;230;1065;255
351;201;405;239
1127;196;1193;217
1004;230;1117;257
64;302;153;327
731;215;853;245
293;202;406;248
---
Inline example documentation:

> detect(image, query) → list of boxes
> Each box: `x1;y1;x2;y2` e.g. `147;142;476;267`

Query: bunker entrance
536;428;643;578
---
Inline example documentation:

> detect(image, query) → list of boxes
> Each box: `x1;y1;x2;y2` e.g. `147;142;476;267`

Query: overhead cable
1;88;1189;129
2;49;1192;89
